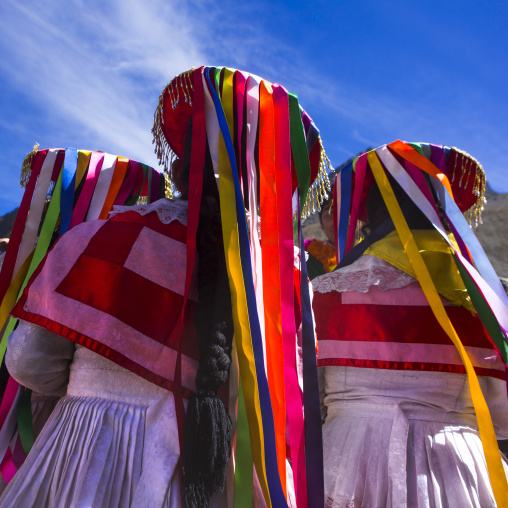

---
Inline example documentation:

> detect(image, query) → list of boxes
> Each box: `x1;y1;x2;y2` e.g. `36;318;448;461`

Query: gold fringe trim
164;170;174;200
20;142;40;188
450;147;486;228
301;137;332;220
152;70;195;199
152;70;333;210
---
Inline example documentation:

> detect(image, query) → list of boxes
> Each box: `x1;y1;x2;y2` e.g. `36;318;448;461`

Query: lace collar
312;254;416;294
108;198;188;226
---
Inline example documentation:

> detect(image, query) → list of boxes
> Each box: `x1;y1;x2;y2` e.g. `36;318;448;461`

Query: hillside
0;208;17;247
474;186;508;278
302;186;508;279
1;188;507;278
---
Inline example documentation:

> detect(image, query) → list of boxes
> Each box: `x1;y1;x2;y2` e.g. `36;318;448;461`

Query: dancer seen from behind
313;142;508;507
0;66;330;507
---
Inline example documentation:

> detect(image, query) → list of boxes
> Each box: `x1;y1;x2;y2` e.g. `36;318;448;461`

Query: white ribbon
202;70;220;183
245;74;267;373
86;154;118;222
376;146;508;332
13;149;59;279
0;385;23;462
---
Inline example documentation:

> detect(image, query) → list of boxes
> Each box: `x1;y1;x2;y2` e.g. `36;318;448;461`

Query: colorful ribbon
207;67;287;507
0;147;160;481
259;78;288;500
273;83;307;507
368;149;508;507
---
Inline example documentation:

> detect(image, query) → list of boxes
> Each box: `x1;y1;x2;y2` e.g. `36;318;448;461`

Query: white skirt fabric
2;322;268;508
0;346;186;508
321;367;508;508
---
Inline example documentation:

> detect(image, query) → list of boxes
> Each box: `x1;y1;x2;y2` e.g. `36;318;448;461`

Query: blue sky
0;0;507;215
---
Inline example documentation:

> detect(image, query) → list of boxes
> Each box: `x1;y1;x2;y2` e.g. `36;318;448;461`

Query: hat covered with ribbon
339;142;485;231
153;66;330;508
153;67;332;215
0;147;165;485
331;140;508;507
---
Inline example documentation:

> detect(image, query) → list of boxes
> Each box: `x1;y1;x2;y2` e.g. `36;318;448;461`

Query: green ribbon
455;257;508;363
15;166;64;453
288;93;311;211
17;388;33;454
0;163;64;361
234;376;254;508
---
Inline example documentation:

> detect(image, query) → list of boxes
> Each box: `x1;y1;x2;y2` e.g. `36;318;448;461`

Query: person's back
0;66;332;508
2;199;200;507
314;252;508;507
313;141;508;507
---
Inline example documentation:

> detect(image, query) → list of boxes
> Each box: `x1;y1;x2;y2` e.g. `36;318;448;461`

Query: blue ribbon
338;161;353;261
441;182;508;304
60;148;78;235
428;145;508;304
205;67;288;507
289;94;325;505
298;211;325;507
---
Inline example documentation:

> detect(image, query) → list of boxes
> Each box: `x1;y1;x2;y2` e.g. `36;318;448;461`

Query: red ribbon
273;84;307;507
0;150;47;303
68;152;104;229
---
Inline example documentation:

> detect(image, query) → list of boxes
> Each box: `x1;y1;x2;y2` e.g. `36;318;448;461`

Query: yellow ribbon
368;150;508;506
0;252;34;359
75;150;91;189
218;68;271;506
366;230;473;312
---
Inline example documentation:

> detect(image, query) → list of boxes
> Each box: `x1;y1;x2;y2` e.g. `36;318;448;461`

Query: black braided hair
179;120;234;508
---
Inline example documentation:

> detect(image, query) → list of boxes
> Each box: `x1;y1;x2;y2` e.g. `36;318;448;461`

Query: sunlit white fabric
320;367;508;508
1;322;232;507
315;256;508;508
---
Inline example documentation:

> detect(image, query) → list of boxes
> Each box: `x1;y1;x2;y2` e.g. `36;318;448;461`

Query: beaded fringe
152;72;332;216
20;143;40;188
152;70;194;201
450;147;486;227
301;137;333;221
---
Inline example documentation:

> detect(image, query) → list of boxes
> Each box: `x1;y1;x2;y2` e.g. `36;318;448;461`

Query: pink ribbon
346;152;368;254
273;84;307;507
0;448;17;483
68;152;104;229
0;377;19;429
0;151;46;303
113;160;141;206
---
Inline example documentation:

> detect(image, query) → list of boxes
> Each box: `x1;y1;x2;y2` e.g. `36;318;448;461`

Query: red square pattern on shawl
57;221;186;343
314;284;506;380
13;210;199;394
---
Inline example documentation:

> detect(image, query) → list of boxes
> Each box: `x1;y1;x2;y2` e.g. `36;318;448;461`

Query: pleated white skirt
0;347;184;508
321;367;508;508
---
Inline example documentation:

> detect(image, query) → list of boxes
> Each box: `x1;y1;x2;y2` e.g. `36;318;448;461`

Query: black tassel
180;129;234;507
182;393;232;508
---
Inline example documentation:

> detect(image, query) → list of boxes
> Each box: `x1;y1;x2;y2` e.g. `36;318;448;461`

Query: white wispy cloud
0;0;451;169
0;0;207;169
0;0;506;214
0;0;346;173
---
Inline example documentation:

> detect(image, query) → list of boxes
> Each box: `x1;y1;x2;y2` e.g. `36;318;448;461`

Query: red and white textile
12;199;199;395
313;254;508;508
0;200;235;507
314;254;505;380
